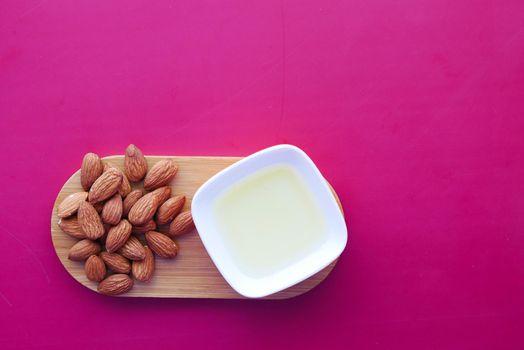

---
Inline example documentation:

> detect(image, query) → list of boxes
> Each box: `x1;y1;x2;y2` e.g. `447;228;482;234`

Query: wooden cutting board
51;155;343;299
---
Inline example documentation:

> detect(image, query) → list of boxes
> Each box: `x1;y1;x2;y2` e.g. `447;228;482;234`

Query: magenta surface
1;0;523;349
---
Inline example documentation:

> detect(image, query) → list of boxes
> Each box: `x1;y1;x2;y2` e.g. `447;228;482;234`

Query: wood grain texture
51;156;343;299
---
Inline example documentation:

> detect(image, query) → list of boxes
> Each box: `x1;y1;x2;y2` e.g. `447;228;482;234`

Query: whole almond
58;216;86;239
144;159;178;190
106;219;132;253
169;211;194;237
68;239;101;261
57;192;88;218
81;153;103;191
156;195;185;225
88;168;123;203
104;163;132;197
78;201;105;240
151;186;171;205
124;144;148;182
98;274;133;295
85;255;106;282
100;251;131;274
132;220;157;234
118;235;146;260
145;231;178;258
128;192;160;226
101;194;123;225
123;189;144;217
132;247;155;282
119;173;132;197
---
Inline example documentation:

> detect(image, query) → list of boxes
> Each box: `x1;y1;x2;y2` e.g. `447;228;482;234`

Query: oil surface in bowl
213;164;327;277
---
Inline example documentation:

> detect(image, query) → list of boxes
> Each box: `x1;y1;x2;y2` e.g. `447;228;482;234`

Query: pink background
1;0;523;349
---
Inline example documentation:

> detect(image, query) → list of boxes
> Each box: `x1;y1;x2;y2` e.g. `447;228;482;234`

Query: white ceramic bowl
191;145;348;298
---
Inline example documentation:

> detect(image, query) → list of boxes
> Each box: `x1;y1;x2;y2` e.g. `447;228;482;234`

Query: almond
100;251;131;274
58;216;86;239
98;274;133;295
85;255;106;282
132;220;157;234
81;153;103;191
169;211;194;237
132;247;155;282
151;186;172;205
101;194;123;225
57;192;88;218
124;144;148;182
123;189;144;217
88;168;123;203
145;231;178;258
144;159;178;190
118;235;146;260
119;173;132;197
105;219;132;253
128;192;160;226
78;201;105;240
156;195;185;225
103;162;132;197
68;239;101;261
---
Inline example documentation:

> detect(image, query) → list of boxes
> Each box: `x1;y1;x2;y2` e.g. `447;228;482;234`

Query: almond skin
57;192;88;218
168;211;194;237
88;168;123;203
132;247;155;282
151;186;171;206
128;192;160;226
123;189;144;217
101;194;123;225
68;239;101;261
81;153;103;191
105;219;132;253
156;195;185;225
132;220;157;234
78;201;105;240
85;255;106;282
124;144;148;182
98;274;133;295
144;159;178;190
58;216;86;239
118;235;146;261
100;251;131;274
145;231;178;258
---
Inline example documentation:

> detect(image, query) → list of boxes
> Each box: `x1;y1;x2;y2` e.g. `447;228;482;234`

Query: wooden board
51;156;343;299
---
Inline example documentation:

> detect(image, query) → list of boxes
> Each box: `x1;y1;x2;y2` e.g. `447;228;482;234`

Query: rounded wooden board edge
51;155;345;299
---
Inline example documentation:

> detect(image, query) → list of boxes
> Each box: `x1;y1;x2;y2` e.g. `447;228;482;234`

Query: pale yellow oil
213;164;327;277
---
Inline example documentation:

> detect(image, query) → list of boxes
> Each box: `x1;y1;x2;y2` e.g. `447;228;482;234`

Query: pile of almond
56;145;194;295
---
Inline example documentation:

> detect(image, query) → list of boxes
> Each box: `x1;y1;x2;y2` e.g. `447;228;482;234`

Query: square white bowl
191;144;348;298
